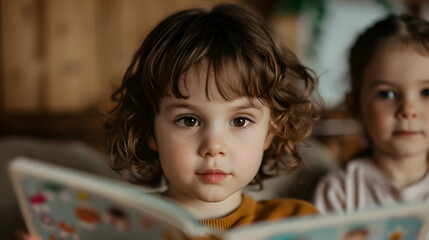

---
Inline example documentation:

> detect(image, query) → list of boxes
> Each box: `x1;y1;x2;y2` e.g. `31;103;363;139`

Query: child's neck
372;150;429;188
162;188;243;220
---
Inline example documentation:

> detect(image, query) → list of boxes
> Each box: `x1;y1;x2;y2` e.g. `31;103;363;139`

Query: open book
9;156;429;240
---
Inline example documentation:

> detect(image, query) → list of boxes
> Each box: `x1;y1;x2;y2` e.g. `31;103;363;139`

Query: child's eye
376;90;396;99
176;116;200;127
421;88;429;97
229;117;252;128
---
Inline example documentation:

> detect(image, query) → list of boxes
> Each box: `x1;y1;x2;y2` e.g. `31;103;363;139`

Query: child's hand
14;226;41;240
18;235;40;240
15;232;41;240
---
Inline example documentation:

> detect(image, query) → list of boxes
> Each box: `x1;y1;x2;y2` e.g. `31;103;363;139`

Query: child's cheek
364;103;392;138
234;133;265;168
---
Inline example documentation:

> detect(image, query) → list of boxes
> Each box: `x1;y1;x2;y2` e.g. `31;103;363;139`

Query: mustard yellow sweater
198;194;319;231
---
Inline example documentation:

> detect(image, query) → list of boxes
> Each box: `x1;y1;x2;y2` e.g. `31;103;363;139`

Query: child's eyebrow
232;102;264;111
164;103;196;112
164;101;264;112
368;79;395;88
368;79;429;88
418;79;429;85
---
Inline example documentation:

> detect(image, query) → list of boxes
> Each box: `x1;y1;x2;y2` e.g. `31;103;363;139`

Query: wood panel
45;0;98;112
0;0;277;149
1;0;42;112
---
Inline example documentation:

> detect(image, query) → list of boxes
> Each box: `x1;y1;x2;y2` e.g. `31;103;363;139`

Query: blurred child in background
314;15;429;213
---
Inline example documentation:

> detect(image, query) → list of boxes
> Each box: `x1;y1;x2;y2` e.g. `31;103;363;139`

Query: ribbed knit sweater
198;194;319;231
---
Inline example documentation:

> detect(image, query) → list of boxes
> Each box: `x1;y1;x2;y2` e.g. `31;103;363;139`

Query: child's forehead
368;39;429;69
360;38;429;83
174;62;250;100
160;71;268;114
378;36;429;56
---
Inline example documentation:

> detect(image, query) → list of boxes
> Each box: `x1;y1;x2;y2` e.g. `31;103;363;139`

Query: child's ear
263;122;276;150
264;132;275;150
345;92;361;122
148;137;158;151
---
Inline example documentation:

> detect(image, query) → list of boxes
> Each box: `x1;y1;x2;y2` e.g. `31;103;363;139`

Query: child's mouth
197;169;230;183
393;130;420;136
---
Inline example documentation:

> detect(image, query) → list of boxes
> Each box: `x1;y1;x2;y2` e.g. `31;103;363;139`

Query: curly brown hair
105;3;321;188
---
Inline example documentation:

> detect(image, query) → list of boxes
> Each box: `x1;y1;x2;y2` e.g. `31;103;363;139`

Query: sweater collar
198;194;256;231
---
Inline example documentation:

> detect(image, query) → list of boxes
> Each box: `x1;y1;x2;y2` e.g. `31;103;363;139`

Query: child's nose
198;129;226;158
396;99;418;119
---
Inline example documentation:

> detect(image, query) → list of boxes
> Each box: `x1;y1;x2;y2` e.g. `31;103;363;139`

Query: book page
224;201;429;240
9;157;210;240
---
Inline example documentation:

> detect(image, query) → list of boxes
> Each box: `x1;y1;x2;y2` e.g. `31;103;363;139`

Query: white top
313;158;429;214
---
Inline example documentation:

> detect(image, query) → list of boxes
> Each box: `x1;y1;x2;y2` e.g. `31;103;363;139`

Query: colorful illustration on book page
267;216;424;240
20;177;187;240
384;217;423;240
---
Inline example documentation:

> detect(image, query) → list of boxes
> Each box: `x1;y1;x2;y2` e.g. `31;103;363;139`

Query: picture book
9;156;429;240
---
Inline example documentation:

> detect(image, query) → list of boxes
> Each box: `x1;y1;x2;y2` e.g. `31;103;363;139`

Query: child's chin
195;191;231;203
198;194;229;203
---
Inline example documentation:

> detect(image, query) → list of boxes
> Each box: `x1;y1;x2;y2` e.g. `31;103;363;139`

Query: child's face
359;46;429;159
150;66;273;203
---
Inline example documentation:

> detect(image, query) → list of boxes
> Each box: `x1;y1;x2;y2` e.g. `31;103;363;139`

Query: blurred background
2;0;429;157
1;0;428;238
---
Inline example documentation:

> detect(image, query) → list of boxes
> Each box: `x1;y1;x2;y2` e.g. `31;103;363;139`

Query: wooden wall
1;0;297;150
1;0;242;113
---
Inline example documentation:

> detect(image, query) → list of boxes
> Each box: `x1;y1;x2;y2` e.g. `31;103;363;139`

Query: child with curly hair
19;4;323;239
105;3;322;232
